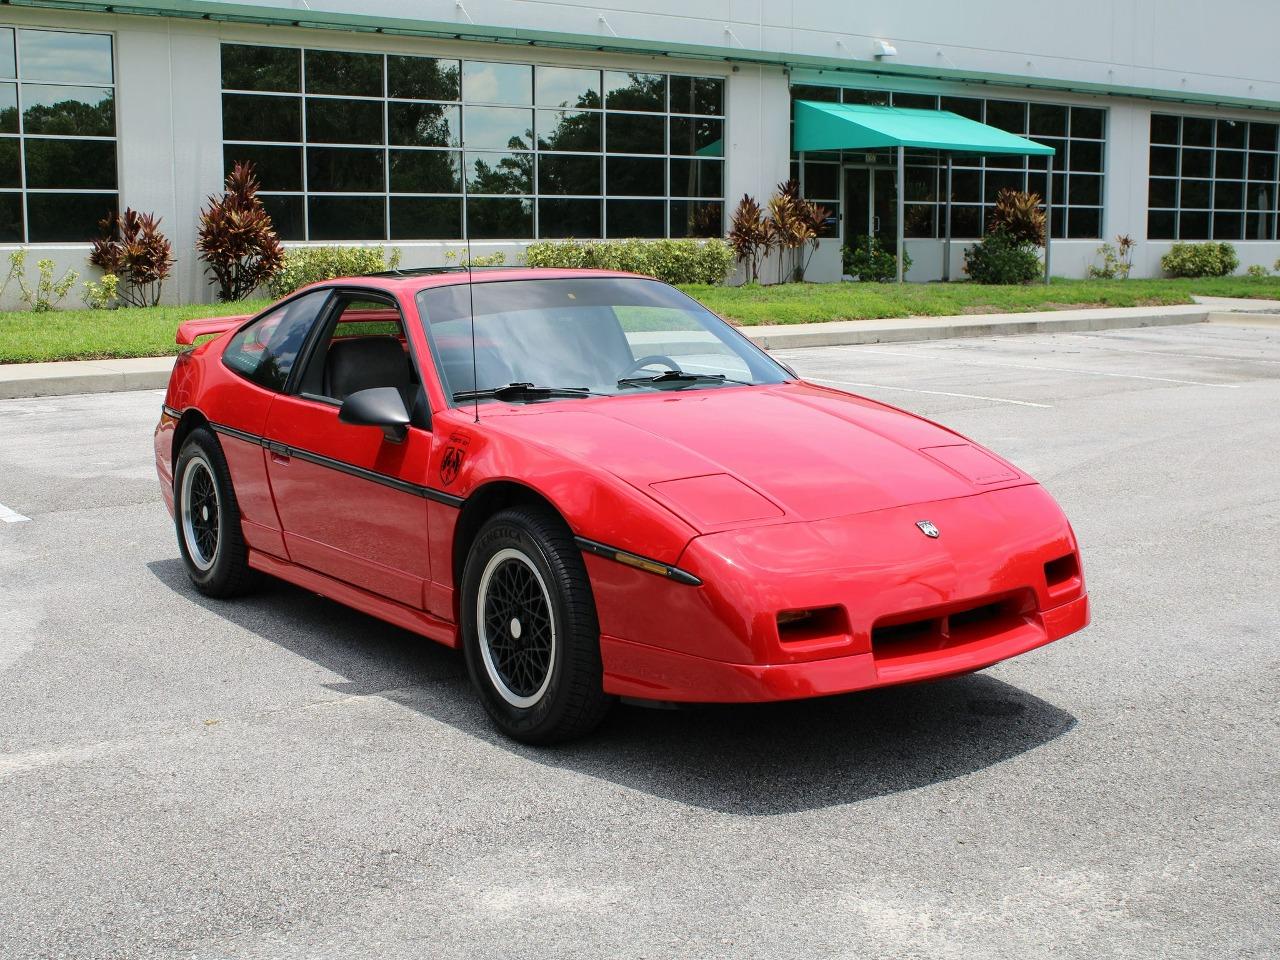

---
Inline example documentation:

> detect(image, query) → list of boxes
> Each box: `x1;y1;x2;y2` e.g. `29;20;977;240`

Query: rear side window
222;290;329;391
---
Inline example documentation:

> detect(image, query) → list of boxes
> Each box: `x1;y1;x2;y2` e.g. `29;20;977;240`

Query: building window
1147;113;1278;241
0;27;118;243
790;85;1106;240
220;43;725;241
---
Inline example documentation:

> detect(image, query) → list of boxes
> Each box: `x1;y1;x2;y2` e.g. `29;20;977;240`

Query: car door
263;290;437;611
212;289;333;559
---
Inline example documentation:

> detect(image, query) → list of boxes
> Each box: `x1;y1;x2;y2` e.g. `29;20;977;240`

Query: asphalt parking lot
2;321;1278;960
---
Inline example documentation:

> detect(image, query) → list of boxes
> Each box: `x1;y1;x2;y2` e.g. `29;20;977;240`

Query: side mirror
338;386;410;442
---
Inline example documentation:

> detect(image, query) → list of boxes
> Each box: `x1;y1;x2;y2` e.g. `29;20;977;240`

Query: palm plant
767;180;828;282
988;189;1046;247
89;208;174;307
727;194;773;283
197;161;285;302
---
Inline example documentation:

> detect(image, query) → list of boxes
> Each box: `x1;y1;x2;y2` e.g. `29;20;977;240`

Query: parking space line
808;377;1052;408
843;347;1242;388
0;503;30;523
1060;340;1280;366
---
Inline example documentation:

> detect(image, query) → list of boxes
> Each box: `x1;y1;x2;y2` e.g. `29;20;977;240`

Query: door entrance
843;165;898;254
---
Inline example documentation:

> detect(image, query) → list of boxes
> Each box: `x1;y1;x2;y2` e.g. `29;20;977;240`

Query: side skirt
248;549;459;649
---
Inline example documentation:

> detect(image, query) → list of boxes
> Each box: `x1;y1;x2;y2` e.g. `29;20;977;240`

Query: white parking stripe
808;377;1052;408
1063;342;1280;366
842;347;1242;388
0;503;30;523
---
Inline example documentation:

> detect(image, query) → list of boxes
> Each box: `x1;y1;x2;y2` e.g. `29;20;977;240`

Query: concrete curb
0;356;175;400
743;305;1214;350
2;302;1278;400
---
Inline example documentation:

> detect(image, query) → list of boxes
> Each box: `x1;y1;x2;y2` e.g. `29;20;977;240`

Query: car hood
486;382;1033;531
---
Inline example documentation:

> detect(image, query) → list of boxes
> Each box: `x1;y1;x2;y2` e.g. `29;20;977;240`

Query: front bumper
600;592;1088;702
591;484;1089;703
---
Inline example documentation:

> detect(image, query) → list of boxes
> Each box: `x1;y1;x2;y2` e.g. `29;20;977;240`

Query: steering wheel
620;355;682;378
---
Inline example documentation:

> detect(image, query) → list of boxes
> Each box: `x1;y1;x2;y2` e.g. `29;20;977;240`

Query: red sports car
155;268;1088;743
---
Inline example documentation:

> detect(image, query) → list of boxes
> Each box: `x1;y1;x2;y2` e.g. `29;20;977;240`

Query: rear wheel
460;506;613;743
174;428;255;598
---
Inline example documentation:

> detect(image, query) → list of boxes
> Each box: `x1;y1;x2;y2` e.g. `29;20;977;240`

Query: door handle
267;440;290;464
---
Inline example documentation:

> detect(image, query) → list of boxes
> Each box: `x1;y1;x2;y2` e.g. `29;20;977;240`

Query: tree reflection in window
220;44;725;240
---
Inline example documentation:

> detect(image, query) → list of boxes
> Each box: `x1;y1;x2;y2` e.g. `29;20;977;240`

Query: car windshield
417;276;789;404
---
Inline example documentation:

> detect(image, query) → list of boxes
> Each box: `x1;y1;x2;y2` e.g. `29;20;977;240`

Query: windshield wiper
453;382;600;403
617;371;750;388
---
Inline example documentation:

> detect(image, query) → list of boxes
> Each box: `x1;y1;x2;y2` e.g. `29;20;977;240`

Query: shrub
963;228;1042;284
842;236;913;282
988;189;1046;247
1;248;79;311
1246;263;1269;278
1087;234;1136;280
89;208;174;307
82;273;120;309
198;161;285;301
266;245;403;298
767;180;829;282
523;238;735;285
728;194;773;284
1161;241;1238;278
444;249;506;267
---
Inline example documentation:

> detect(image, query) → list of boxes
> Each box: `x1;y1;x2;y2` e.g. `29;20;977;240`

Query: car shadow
148;558;1077;815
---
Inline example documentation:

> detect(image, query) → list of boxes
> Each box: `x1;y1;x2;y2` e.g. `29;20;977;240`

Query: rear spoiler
175;315;250;345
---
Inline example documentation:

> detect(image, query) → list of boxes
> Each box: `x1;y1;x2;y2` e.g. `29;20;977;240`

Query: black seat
323;336;413;409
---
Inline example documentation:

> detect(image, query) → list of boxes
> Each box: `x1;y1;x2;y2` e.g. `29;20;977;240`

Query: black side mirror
338;386;410;442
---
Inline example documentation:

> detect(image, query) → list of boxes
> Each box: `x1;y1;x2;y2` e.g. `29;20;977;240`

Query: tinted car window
222;290;329;391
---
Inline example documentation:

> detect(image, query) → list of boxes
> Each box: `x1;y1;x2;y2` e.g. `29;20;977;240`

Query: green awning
793;100;1056;157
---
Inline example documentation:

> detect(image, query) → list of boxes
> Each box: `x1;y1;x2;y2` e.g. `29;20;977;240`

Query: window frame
220;41;727;241
290;286;430;431
0;25;120;244
1146;112;1280;241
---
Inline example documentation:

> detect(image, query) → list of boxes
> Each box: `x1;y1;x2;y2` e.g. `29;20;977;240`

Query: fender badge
916;520;940;538
440;446;466;486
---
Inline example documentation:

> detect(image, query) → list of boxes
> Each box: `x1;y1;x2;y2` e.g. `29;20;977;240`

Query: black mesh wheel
460;505;613;744
174;427;256;598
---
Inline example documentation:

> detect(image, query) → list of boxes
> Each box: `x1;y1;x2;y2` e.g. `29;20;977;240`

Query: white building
3;0;1280;303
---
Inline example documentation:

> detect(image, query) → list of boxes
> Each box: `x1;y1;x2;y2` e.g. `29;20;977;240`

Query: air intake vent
871;591;1033;661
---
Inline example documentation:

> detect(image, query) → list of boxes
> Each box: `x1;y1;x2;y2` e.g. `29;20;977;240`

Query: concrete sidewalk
0;356;178;400
745;295;1280;349
2;297;1278;400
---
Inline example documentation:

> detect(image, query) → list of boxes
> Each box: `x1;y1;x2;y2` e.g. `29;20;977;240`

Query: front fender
432;408;699;566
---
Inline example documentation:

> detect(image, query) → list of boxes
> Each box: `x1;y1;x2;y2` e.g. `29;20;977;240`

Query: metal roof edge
10;0;1280;112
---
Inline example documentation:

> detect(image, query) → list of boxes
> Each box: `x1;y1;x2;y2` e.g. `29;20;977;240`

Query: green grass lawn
684;276;1280;326
3;276;1280;363
0;299;272;364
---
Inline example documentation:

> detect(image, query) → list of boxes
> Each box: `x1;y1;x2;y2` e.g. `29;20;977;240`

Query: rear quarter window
222;290;330;391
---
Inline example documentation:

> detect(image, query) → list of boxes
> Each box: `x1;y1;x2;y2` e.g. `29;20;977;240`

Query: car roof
309;267;649;296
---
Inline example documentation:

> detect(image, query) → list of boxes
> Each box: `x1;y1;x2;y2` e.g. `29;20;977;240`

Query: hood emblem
916;520;940;538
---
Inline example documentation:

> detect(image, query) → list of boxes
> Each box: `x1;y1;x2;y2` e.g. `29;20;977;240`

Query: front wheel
460;506;613;744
